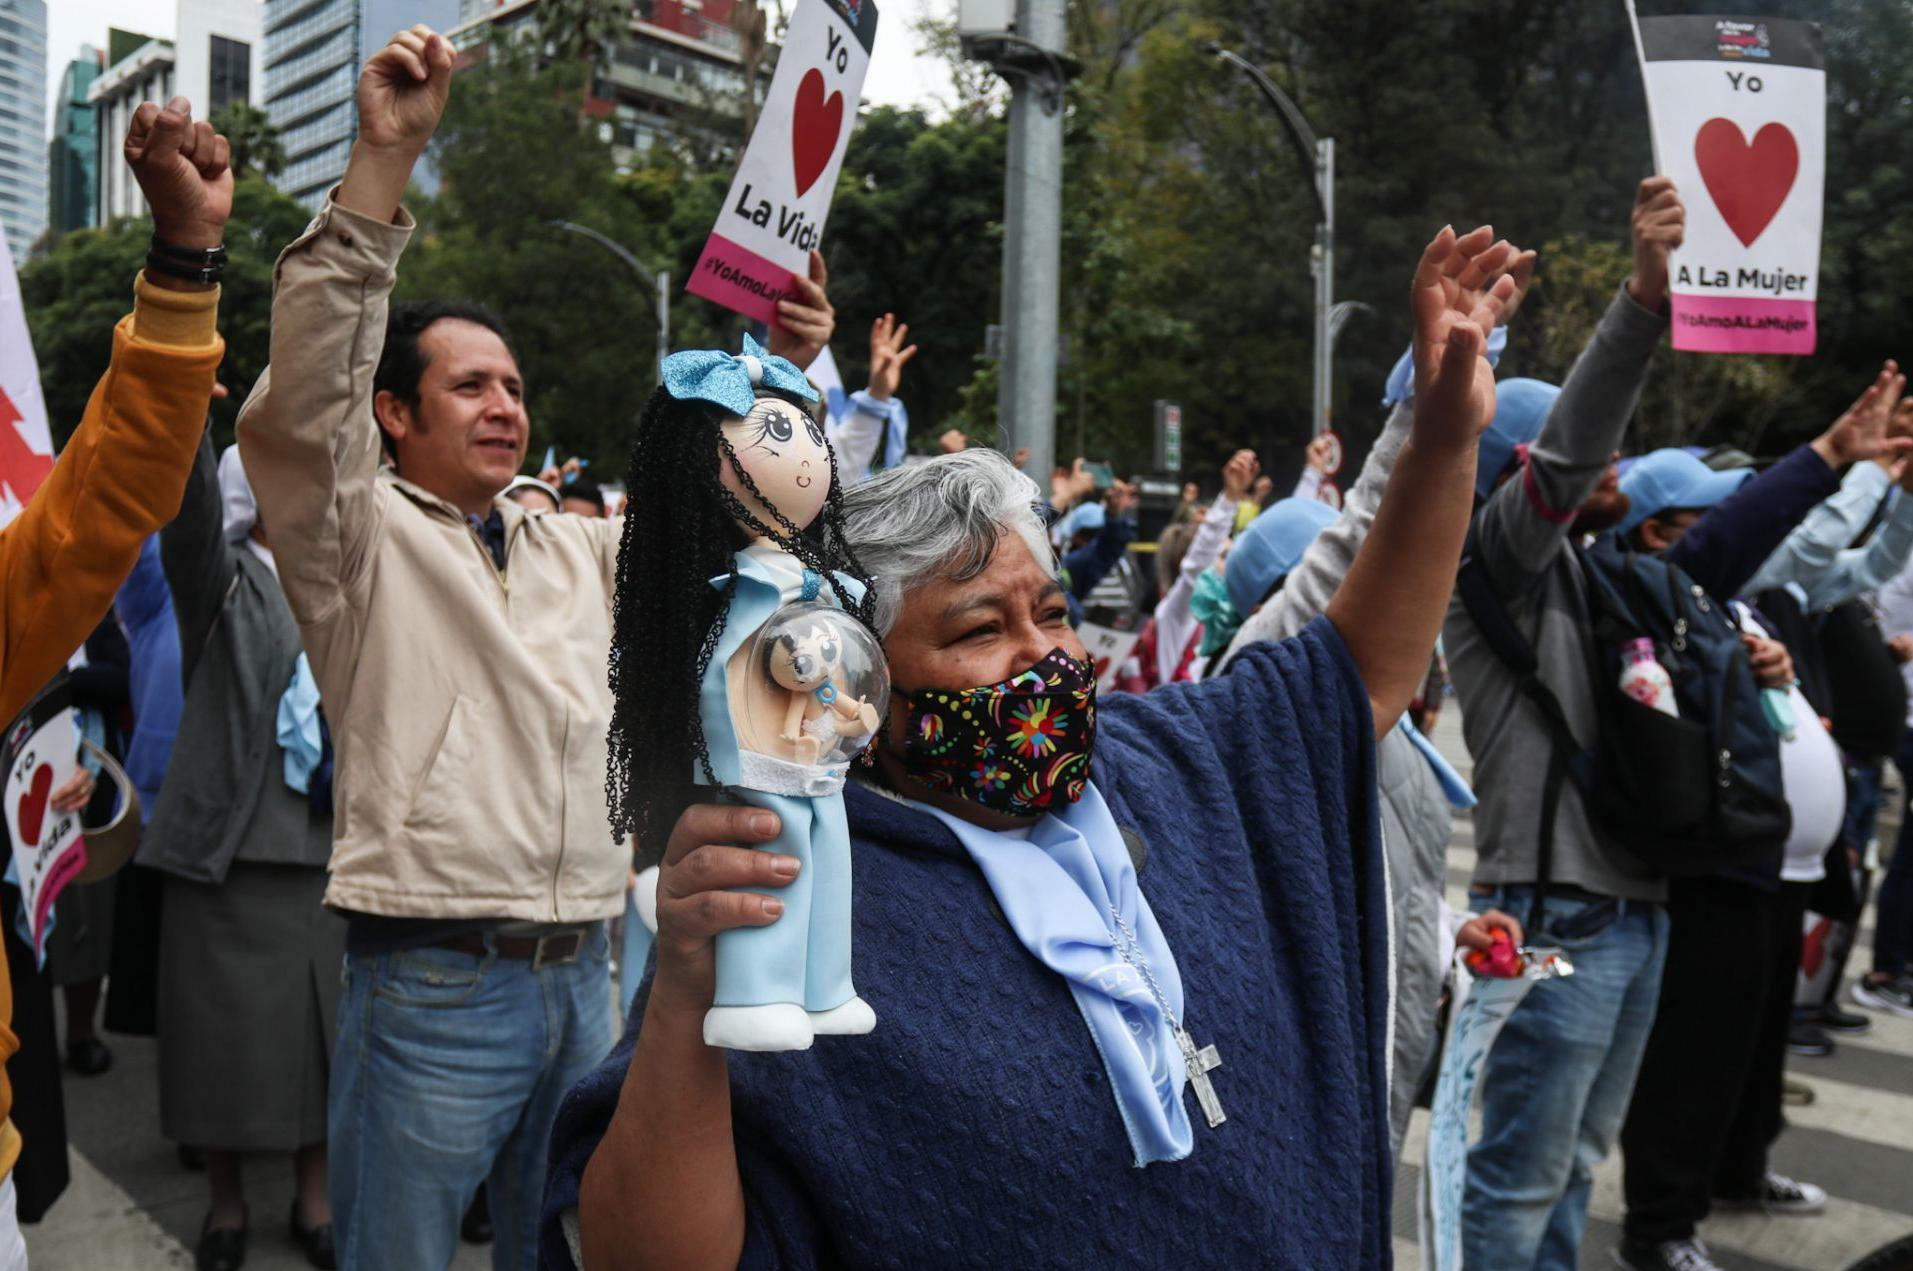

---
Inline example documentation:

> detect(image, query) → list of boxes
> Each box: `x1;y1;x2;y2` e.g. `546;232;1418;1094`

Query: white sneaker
808;996;877;1035
1851;975;1913;1019
1758;1172;1827;1215
1612;1237;1722;1271
703;1003;814;1052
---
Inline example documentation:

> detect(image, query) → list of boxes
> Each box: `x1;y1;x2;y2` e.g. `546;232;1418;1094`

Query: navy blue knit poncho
543;619;1393;1269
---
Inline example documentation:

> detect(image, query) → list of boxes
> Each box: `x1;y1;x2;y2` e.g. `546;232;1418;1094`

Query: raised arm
1474;178;1681;597
829;313;916;478
159;430;235;685
0;99;228;722
1741;456;1897;597
235;27;450;622
1326;226;1518;737
1667;363;1906;600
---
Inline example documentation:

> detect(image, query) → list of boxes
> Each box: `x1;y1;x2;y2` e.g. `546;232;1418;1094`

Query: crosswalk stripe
35;1148;190;1268
1780;1070;1913;1153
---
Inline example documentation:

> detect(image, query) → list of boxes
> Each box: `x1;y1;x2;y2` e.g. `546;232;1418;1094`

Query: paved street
17;710;1913;1269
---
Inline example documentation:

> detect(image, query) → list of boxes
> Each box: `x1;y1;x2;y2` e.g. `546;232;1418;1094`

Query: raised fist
124;96;232;250
1628;176;1686;314
358;25;454;154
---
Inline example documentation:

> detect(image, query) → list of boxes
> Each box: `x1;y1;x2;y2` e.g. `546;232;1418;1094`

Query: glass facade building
0;0;47;259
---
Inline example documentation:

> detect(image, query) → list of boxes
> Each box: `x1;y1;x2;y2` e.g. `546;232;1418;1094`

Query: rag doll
606;336;887;1052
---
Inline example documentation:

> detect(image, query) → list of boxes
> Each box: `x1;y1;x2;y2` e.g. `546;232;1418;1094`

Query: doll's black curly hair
606;383;875;862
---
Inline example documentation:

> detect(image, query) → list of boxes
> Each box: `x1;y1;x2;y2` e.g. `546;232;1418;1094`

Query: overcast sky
45;0;957;133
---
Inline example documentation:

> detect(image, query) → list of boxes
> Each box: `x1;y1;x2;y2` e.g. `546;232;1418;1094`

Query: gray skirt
158;863;345;1151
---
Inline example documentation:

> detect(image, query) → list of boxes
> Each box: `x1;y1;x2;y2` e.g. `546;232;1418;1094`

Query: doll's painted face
767;622;842;693
719;398;831;536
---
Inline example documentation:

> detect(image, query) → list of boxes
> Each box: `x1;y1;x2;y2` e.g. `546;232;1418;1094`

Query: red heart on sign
16;762;51;847
791;67;844;198
1694;118;1799;248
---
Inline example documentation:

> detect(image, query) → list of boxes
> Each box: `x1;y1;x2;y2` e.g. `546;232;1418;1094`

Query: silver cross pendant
1176;1027;1226;1128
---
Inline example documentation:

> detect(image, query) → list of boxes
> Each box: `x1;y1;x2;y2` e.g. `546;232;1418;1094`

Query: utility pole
1206;45;1342;437
961;0;1077;480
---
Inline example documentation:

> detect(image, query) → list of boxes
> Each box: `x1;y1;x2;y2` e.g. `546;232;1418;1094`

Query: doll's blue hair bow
660;334;819;417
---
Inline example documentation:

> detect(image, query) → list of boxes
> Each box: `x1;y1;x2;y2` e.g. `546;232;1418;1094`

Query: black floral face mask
894;648;1096;818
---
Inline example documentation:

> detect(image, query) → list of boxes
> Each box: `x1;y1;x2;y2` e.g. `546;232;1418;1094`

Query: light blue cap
1226;498;1339;615
1059;502;1105;539
1475;378;1562;500
1616;448;1755;537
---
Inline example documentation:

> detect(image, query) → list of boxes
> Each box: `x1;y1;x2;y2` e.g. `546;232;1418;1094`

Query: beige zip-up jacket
237;195;626;922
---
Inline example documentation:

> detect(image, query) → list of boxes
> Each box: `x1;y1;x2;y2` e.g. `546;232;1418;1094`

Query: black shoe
460;1183;493;1245
195;1210;248;1271
64;1037;113;1075
1807;1000;1872;1034
289;1199;336;1270
178;1143;206;1171
1786;1020;1834;1057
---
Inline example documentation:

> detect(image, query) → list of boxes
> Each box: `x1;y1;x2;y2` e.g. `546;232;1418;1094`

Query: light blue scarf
912;782;1193;1167
1398;717;1476;809
276;653;324;794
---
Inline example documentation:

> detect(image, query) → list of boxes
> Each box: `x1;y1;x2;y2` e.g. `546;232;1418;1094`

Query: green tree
211;101;287;180
21;175;313;447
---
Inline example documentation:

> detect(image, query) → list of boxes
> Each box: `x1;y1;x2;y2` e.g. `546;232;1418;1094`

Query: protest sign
688;0;879;325
1077;620;1144;693
1420;971;1536;1271
1629;9;1825;354
3;684;87;965
0;229;53;526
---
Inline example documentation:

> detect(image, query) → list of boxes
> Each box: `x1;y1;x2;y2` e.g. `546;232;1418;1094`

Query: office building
90;2;263;226
0;0;47;259
49;46;104;234
263;1;462;209
447;0;763;170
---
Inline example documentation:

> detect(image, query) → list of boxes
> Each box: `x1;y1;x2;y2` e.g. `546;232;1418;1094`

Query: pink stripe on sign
1670;295;1816;356
686;233;801;327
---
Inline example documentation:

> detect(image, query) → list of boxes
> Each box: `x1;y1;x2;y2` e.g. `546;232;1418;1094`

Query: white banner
0;230;52;526
4;686;87;965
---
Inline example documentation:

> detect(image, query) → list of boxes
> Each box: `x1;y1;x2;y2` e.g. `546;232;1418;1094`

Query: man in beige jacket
237;28;834;1270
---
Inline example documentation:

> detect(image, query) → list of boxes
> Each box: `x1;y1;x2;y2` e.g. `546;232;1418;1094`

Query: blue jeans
1462;886;1669;1271
330;925;615;1271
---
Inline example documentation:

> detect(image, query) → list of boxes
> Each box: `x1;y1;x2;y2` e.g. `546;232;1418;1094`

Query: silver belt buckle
532;931;582;971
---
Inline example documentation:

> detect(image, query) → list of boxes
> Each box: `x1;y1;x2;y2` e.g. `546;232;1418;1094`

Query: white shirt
1733;603;1840;882
1875;556;1913;727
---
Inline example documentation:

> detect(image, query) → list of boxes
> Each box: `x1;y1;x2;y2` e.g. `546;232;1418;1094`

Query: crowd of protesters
3;23;1913;1271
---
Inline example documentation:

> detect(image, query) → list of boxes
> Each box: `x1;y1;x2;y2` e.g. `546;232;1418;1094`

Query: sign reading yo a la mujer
1632;12;1824;355
687;0;879;325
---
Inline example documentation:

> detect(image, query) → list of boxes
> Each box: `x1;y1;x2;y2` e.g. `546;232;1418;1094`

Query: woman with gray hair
544;224;1524;1270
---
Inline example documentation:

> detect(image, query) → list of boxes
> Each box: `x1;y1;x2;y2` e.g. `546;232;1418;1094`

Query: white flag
0;230;53;526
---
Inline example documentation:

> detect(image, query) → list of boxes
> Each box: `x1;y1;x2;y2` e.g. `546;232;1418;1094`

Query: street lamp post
1204;45;1342;437
549;219;670;383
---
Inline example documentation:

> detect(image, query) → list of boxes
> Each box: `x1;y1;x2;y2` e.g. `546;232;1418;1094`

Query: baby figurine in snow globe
606;336;887;1052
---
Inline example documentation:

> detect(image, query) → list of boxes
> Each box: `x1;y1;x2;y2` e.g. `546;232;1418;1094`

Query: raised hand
770;250;835;371
1814;360;1911;468
358;25;454;155
1627;176;1685;314
1410;225;1519;453
1221;448;1260;500
1050;457;1094;511
866;313;919;402
1304;435;1335;475
124;96;232;256
337;27;454;223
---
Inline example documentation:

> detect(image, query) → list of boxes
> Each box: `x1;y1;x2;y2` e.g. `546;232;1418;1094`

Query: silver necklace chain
1108;903;1182;1031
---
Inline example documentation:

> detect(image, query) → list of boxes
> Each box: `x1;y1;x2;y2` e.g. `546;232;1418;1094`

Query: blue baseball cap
1616;448;1755;537
1226;498;1340;615
1475;378;1563;500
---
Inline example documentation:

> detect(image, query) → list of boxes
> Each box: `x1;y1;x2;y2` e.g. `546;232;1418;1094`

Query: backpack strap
1457;521;1588;928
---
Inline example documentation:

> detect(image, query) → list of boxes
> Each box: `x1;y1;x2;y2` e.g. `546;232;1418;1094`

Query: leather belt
433;929;586;970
